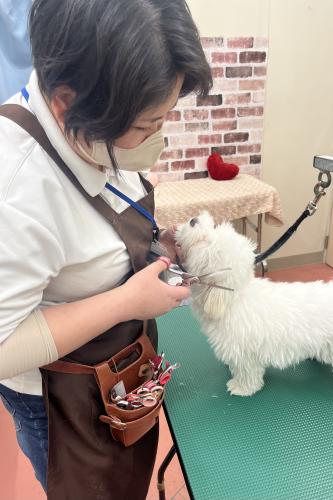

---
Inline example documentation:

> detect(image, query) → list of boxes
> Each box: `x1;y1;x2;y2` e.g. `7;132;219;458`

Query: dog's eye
190;217;198;227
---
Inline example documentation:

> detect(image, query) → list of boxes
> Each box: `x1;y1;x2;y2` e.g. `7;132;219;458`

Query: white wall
187;0;333;260
187;0;269;37
262;0;333;258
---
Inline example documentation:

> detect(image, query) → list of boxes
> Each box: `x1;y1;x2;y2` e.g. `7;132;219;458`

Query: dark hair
29;0;212;143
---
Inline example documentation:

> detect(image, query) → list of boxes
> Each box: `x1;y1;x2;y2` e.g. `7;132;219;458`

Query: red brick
224;132;249;143
254;66;267;77
184;109;209;121
184;171;209;180
212;146;236;156
160;149;183;161
227;37;254;48
151;162;169;172
198;134;222;145
201;37;224;48
224;93;251;105
226;66;252;78
166;110;181;121
185;122;209;132
212;120;237;131
197;94;222;107
211;108;235;119
211;67;225;78
238;144;261;154
237;106;264;117
239;80;265;90
250;154;262;164
239;51;266;63
171;160;195;171
185;147;210;158
212;52;237;64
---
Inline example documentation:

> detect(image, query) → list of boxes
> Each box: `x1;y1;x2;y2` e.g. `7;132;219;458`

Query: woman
0;0;212;498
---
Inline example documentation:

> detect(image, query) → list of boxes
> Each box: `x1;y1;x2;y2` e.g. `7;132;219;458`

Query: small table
154;174;283;253
156;307;333;500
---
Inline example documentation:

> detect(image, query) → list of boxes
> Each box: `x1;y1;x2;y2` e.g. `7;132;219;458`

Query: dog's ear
203;288;227;319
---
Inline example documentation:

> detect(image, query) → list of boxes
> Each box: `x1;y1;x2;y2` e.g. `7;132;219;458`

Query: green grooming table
156;307;333;500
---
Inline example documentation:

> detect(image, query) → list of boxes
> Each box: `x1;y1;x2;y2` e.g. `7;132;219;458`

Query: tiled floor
1;263;333;500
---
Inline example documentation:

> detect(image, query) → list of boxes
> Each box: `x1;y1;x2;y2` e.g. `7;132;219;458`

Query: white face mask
75;129;165;172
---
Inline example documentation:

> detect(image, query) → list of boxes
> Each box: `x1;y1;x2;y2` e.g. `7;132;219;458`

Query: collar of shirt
27;70;114;197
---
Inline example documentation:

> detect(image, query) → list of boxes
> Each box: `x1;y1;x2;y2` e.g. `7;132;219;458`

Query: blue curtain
0;0;32;103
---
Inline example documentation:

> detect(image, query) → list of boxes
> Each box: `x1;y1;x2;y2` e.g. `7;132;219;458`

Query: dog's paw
226;378;261;397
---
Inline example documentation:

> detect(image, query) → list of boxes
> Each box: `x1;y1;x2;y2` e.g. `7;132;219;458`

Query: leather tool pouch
43;330;164;447
94;332;164;447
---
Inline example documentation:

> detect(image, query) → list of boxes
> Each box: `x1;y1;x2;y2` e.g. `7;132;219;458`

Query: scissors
167;263;234;291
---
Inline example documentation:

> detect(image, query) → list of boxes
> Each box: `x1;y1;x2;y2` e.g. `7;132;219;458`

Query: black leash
255;209;310;264
255;170;332;265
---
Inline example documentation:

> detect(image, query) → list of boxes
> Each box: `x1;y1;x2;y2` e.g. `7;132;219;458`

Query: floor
1;263;333;500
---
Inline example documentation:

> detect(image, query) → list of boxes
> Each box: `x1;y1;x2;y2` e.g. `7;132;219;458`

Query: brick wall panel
158;37;268;181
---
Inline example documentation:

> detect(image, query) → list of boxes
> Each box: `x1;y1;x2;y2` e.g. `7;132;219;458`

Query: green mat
157;307;333;500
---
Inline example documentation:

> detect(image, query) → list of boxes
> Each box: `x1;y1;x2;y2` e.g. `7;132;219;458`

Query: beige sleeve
0;309;58;380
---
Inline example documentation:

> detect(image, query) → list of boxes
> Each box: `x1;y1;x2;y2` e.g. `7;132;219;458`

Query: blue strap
21;87;29;102
105;182;159;236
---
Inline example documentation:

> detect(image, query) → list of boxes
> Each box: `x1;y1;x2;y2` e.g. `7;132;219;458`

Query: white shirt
0;71;147;395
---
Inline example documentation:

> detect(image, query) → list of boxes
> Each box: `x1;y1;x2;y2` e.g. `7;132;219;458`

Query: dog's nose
190;217;198;227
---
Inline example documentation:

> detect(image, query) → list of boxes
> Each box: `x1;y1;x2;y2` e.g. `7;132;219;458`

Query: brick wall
154;36;268;182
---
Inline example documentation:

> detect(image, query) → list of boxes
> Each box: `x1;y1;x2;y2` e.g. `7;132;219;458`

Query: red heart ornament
207;153;239;180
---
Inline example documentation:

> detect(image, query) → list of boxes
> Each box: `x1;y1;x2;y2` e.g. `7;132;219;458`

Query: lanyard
105;182;159;239
21;87;158;238
21;87;29;102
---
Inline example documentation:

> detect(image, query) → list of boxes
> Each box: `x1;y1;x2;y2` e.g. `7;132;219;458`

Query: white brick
169;134;198;147
157;172;183;183
177;94;196;108
195;157;209;170
254;37;269;48
238;118;264;129
252;91;266;103
211;79;238;93
162;122;185;134
250;130;263;142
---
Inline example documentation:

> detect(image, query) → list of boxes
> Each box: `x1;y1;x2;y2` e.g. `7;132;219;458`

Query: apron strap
0;104;150;229
42;359;96;375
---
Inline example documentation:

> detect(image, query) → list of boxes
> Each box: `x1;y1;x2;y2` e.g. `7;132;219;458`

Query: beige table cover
154;174;283;228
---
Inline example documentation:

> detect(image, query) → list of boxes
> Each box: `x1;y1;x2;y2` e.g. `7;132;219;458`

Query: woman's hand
120;258;190;320
158;226;182;263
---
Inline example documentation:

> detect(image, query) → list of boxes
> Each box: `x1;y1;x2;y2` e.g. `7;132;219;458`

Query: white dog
175;211;333;396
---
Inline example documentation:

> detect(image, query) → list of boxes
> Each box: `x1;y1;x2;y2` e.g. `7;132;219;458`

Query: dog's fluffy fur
176;211;333;396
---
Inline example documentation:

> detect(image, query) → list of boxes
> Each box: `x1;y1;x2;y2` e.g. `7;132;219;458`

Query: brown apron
0;105;160;499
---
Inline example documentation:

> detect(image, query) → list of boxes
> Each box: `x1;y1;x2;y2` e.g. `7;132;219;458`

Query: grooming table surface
154;174;283;227
157;307;333;500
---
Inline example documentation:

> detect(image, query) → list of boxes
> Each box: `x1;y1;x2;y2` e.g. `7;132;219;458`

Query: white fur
176;211;333;396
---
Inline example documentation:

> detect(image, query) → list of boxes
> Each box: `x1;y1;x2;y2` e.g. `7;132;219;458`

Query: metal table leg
157;445;177;500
